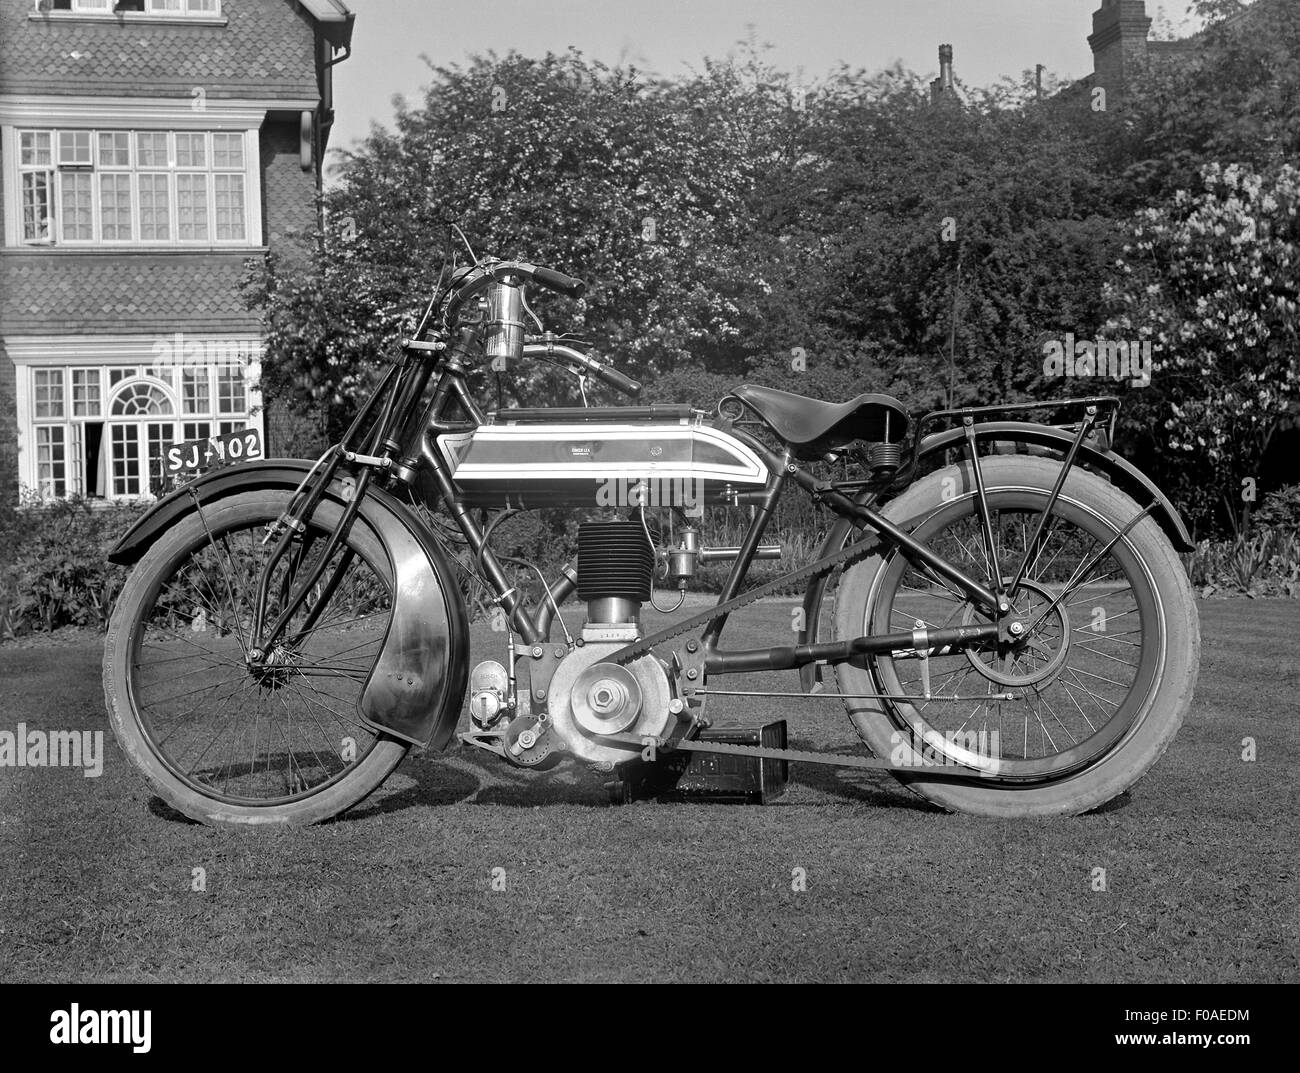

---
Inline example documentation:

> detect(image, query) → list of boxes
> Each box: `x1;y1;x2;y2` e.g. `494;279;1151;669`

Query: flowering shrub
1106;163;1300;529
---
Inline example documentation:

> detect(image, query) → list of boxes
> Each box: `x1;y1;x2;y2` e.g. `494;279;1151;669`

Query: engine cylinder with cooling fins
577;521;653;623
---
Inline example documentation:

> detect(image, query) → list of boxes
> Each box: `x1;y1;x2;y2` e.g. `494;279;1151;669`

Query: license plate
163;428;262;479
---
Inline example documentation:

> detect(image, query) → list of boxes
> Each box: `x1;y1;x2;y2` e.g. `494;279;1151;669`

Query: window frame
34;425;69;498
52;1;113;13
13;126;254;248
35;0;224;18
17;351;259;501
33;368;66;419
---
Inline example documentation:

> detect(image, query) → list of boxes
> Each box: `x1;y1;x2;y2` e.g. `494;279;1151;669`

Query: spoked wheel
835;456;1199;816
104;489;409;826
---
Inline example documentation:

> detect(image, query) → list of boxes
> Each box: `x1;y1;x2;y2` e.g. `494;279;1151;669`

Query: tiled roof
0;0;321;99
0;250;263;335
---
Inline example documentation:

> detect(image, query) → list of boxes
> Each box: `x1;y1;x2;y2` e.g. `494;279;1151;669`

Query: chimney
1088;0;1152;104
930;43;957;106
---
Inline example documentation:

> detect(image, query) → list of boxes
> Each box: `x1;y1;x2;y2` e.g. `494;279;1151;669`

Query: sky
328;0;1205;165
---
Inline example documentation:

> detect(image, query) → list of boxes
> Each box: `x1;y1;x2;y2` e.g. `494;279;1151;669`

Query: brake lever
533;351;589;380
524;332;592;348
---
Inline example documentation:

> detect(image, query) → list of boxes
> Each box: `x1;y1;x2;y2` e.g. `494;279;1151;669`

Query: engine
544;521;678;766
465;516;781;769
467;520;679;769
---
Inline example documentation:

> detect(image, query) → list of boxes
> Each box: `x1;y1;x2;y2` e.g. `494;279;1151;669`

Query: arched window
103;377;179;497
111;380;174;416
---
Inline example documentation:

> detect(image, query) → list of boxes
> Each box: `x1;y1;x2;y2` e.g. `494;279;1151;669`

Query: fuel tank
434;407;769;509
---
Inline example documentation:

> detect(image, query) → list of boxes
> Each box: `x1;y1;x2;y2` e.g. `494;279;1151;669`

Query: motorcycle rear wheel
103;489;410;826
835;456;1199;817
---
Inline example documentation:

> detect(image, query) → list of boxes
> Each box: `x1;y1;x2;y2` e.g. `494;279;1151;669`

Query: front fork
244;459;374;663
243;339;463;664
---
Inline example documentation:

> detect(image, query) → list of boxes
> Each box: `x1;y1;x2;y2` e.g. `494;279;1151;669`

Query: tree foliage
1116;0;1300;204
246;3;1300;536
1105;163;1300;529
1103;0;1300;531
251;46;1115;423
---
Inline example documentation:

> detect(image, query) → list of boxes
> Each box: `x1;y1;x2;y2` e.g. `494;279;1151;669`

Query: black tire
103;489;410;826
834;456;1199;817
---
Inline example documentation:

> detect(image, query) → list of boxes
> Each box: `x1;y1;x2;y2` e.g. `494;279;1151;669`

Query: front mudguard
110;459;469;750
795;422;1194;692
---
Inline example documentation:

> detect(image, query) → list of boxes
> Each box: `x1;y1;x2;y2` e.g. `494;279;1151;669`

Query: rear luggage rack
915;395;1120;446
821;396;1123;498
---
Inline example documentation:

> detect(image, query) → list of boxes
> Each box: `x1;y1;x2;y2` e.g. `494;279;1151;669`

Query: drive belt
594;730;999;778
608;532;883;664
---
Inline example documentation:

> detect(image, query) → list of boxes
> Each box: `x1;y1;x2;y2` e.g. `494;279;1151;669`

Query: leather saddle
730;384;909;460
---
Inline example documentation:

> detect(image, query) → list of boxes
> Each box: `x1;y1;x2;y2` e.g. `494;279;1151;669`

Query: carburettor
660;525;782;589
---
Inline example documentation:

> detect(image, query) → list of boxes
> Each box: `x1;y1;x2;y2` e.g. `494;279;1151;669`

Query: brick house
1082;0;1286;105
1083;0;1199;105
0;0;353;503
925;3;1271;112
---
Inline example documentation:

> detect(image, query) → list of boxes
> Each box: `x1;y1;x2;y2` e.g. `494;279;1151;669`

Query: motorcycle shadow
331;749;606;818
364;745;940;813
143;748;941;823
782;764;938;813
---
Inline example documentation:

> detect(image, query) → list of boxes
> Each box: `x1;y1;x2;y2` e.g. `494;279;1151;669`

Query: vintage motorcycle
103;242;1200;825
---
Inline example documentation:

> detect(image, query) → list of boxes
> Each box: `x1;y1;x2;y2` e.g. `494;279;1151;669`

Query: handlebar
529;265;586;298
443;259;585;320
521;340;642;399
436;256;639;398
591;363;642;398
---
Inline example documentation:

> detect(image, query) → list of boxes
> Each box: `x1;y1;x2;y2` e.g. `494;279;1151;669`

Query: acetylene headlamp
484;277;525;365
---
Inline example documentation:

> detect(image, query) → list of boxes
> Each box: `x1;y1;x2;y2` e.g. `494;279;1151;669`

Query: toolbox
608;720;789;804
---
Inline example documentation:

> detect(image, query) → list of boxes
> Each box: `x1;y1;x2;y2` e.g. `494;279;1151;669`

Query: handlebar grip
593;362;642;398
531;266;587;298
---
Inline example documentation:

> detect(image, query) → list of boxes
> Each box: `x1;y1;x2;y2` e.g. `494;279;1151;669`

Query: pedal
457;729;509;759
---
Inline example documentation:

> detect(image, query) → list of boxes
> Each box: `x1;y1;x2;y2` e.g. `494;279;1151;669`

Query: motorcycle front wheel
835;456;1200;817
103;489;410;826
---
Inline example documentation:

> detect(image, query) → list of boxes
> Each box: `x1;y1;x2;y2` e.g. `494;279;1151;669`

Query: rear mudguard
109;459;469;751
795;422;1194;692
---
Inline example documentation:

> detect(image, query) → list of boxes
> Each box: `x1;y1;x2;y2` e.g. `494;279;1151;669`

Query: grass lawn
0;598;1296;982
